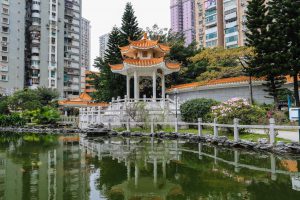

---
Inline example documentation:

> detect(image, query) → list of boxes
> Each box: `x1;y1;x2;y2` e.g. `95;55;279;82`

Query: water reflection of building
0;136;90;200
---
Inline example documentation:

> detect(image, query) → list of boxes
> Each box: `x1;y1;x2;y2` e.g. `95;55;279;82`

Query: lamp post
174;88;178;119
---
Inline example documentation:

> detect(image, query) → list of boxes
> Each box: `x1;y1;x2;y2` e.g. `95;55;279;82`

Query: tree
268;0;300;106
93;27;126;102
245;0;286;107
190;47;253;81
93;3;144;101
37;87;59;106
146;24;169;42
119;2;143;45
7;89;42;111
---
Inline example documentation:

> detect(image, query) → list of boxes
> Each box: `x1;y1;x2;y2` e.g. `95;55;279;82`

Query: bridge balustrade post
126;117;130;132
151;118;154;134
213;118;218;139
234;118;239;142
198;118;203;137
269;118;276;145
175;117;178;133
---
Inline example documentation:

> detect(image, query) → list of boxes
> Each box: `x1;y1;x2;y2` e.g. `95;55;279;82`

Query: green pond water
0;134;300;200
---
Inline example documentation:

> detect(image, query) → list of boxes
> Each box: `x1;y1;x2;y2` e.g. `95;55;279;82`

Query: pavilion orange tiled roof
124;58;164;67
119;33;170;52
58;92;109;107
166;62;181;70
110;64;124;70
168;76;265;92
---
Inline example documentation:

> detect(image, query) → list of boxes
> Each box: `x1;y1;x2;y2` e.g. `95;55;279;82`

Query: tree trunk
293;74;300;107
270;78;279;109
249;75;254;105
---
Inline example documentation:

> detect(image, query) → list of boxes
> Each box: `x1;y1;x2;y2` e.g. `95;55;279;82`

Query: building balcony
31;56;40;61
32;4;40;11
31;47;39;54
32;12;40;18
32;39;40;44
225;12;237;21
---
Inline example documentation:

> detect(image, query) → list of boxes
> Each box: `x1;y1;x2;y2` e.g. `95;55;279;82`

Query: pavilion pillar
152;70;157;100
134;71;139;100
161;72;165;100
126;75;130;99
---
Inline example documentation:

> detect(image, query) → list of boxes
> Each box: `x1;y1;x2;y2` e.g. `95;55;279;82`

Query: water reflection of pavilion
80;136;300;195
80;137;185;199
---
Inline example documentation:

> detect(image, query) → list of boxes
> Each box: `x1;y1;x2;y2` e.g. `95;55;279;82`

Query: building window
225;26;238;34
225;35;238;43
1;56;8;62
2;37;8;42
206;32;217;40
2;17;9;24
2;7;9;14
1;74;8;81
206;40;217;47
2;26;9;33
2;46;8;52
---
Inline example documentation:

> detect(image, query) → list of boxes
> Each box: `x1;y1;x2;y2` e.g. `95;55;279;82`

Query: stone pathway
251;129;299;142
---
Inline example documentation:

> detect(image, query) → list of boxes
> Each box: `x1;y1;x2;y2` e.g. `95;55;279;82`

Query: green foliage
0;96;9;114
0;113;26;127
93;27;126;102
6;88;59;111
7;89;42;111
22;106;60;125
119;2;143;45
36;87;59;106
93;3;142;102
180;98;219;122
190;47;253;82
211;98;266;125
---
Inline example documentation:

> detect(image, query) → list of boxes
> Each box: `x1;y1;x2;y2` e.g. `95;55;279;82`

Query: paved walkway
251;129;299;142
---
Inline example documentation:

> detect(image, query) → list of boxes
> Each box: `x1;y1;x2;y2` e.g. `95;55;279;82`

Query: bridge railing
88;117;299;145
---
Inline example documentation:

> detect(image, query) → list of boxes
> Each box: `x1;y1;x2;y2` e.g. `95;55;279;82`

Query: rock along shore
0;127;80;134
106;131;300;156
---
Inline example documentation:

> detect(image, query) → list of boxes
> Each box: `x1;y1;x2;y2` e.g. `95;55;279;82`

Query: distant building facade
195;0;248;48
171;0;249;48
170;0;196;46
99;34;109;59
0;0;83;98
80;17;91;70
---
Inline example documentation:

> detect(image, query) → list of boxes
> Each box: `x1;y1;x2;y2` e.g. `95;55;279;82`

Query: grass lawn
113;127;292;143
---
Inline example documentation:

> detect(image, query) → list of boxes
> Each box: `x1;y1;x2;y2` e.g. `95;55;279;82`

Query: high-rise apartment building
0;0;26;95
195;0;249;48
170;0;196;46
80;17;91;70
99;34;109;59
0;0;82;98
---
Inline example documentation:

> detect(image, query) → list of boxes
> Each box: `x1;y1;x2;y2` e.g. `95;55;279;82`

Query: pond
0;134;300;200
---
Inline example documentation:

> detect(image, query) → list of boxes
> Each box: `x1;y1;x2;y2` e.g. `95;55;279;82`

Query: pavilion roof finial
143;32;148;39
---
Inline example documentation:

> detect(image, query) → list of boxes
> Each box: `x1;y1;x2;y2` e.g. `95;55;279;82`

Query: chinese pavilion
110;33;181;100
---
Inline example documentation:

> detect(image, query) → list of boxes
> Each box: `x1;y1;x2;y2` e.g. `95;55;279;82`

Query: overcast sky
82;0;170;68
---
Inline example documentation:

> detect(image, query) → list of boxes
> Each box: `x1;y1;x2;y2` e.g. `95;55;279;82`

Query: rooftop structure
110;33;181;100
58;92;108;107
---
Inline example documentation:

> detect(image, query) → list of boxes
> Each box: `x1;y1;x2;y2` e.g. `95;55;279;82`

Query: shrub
0;113;26;127
211;97;266;125
22;106;60;125
180;98;219;122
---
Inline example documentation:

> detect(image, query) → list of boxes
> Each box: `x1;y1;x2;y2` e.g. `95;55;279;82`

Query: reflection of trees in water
97;157;127;198
248;180;300;200
82;137;300;200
